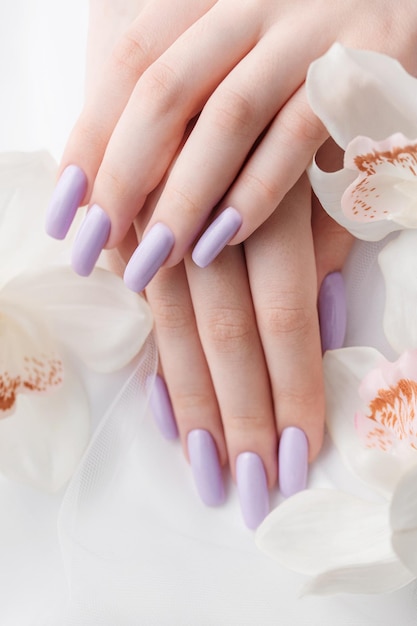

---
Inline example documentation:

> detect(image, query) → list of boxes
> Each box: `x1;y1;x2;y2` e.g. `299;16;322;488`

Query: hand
46;0;417;288
113;167;353;528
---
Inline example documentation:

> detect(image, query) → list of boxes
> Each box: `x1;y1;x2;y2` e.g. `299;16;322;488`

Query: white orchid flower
307;43;417;241
0;151;153;491
256;339;417;595
256;44;417;593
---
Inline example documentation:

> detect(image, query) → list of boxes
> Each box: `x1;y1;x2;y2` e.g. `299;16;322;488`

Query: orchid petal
0;152;73;285
256;489;411;595
306;44;417;149
379;230;417;353
303;561;414;596
341;134;417;228
324;348;417;495
0;302;63;417
0;359;90;491
308;159;399;241
2;267;153;373
391;463;417;576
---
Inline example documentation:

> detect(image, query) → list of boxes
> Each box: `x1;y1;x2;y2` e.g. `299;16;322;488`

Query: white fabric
2;2;417;624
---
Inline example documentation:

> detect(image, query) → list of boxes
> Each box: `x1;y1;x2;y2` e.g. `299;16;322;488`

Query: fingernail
187;429;225;506
279;427;309;498
236;452;269;529
192;207;242;268
71;204;111;276
124;223;175;292
318;271;346;353
45;165;88;239
149;375;179;440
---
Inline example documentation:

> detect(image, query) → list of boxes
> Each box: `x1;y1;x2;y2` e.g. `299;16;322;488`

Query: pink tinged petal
358;362;388;404
307;45;417;242
324;347;414;496
391;463;417;576
355;350;417;465
2;267;153;373
379;230;417;353
0;307;63;418
255;489;412;595
308;158;401;242
341;134;417;226
355;411;394;453
306;44;417;150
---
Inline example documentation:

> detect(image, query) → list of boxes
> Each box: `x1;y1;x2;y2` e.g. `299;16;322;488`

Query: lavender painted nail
45;165;87;239
124;223;175;293
149;375;179;440
192;207;242;268
236;452;269;529
187;429;225;506
318;271;347;353
279;427;309;498
71;204;111;276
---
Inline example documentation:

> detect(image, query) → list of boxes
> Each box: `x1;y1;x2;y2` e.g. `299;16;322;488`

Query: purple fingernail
192;207;242;268
45;165;87;239
71;204;111;276
187;429;225;506
149;375;179;440
318;271;346;353
236;452;269;529
124;223;175;292
279;427;309;498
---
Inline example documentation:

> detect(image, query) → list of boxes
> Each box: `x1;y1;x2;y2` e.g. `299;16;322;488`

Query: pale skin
61;0;417;487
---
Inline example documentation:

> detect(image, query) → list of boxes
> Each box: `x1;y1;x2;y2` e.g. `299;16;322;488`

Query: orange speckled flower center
354;144;417;177
365;378;417;450
342;135;417;223
0;353;63;416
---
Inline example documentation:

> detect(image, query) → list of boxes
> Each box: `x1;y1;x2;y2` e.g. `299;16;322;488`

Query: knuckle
97;162;131;202
226;412;271;433
258;296;314;338
70;113;107;157
152;297;194;335
138;61;183;115
279;385;322;408
165;185;201;221
210;88;256;138
281;99;326;147
204;306;254;353
240;170;280;206
172;389;215;421
112;28;150;76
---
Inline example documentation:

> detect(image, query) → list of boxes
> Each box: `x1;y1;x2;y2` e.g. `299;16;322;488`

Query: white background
1;2;417;624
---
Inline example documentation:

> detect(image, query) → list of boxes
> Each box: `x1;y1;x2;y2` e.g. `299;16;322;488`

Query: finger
185;245;277;491
312;195;354;285
200;84;328;253
58;0;214;198
149;368;179;441
140;26;330;270
145;261;227;506
312;193;353;353
91;1;263;250
311;139;354;285
244;175;325;495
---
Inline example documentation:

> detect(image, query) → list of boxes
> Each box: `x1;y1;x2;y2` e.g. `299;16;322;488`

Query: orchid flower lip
306;44;417;241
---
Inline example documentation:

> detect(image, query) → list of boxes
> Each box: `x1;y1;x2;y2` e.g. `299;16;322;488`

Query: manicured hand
46;0;417;286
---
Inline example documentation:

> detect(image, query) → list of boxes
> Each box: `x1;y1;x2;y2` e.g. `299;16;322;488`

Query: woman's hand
46;0;417;285
45;0;417;526
114;169;353;528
